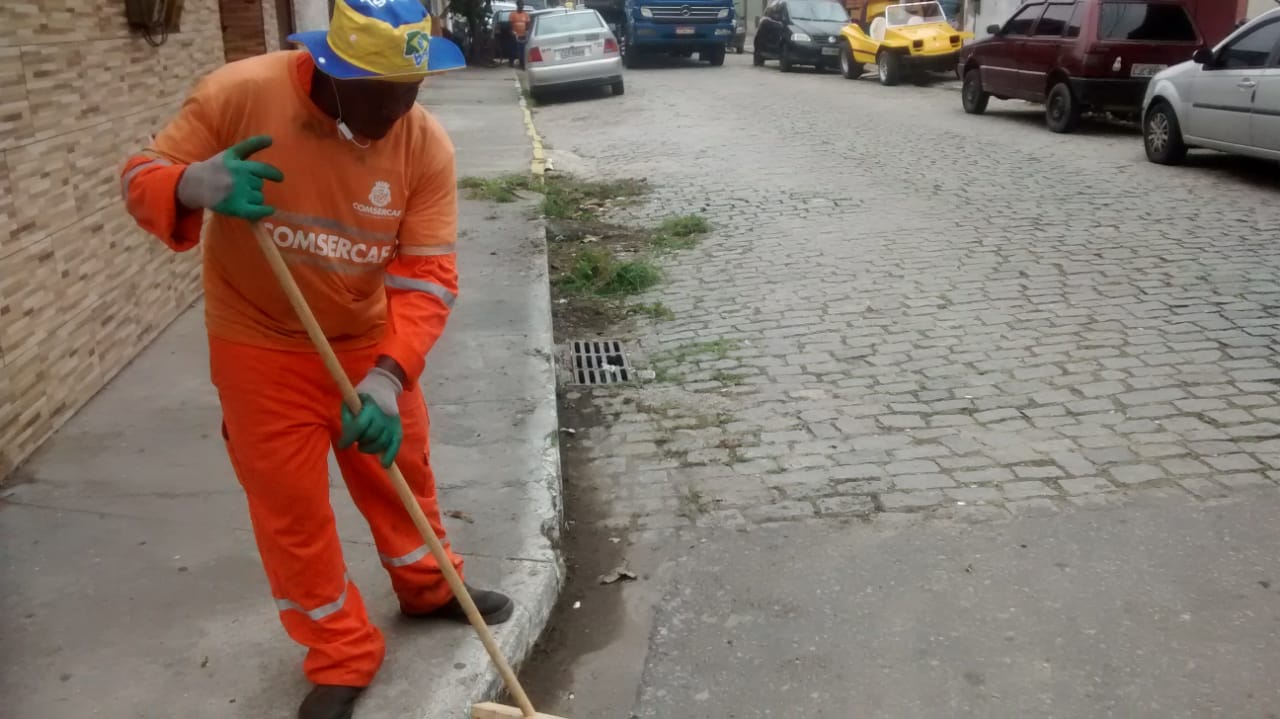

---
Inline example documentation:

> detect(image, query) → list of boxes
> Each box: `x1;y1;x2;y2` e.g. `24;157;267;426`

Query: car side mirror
986;24;1001;35
1192;47;1213;65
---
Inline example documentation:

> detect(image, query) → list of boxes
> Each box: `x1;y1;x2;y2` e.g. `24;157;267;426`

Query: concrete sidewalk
0;68;562;718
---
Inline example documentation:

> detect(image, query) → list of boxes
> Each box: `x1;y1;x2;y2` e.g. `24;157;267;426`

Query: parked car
585;0;736;68
1143;7;1280;164
525;8;625;102
729;18;748;53
753;0;851;72
959;0;1204;133
839;1;971;84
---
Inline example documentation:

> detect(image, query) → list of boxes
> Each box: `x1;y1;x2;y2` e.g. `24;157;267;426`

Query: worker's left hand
338;367;403;468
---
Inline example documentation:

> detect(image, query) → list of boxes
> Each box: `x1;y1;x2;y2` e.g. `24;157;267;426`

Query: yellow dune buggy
838;1;971;85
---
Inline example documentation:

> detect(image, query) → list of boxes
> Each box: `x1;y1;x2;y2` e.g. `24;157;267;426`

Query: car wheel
780;45;794;72
1046;82;1082;133
706;46;726;66
840;43;862;79
753;44;765;66
877;50;902;86
961;68;989;114
611;79;625;96
1144;101;1187;166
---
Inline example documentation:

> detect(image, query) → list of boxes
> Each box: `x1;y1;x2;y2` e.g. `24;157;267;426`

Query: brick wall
0;0;271;480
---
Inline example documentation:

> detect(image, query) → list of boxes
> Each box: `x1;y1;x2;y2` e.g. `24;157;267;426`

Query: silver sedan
525;8;625;102
1142;7;1280;165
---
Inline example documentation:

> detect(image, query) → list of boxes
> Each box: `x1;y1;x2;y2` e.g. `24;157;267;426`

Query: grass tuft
459;174;533;203
652;214;711;251
629;302;675;320
556;247;662;297
540;176;648;219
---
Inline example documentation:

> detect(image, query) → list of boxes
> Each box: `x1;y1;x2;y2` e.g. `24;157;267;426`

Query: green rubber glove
176;135;284;221
338;368;404;468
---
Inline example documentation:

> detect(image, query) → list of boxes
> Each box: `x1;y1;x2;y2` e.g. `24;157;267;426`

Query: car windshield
885;2;946;26
789;0;849;22
534;11;604;35
1098;2;1197;42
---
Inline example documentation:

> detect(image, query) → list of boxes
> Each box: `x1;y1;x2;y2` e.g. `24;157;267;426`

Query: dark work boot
403;583;514;625
298;685;364;719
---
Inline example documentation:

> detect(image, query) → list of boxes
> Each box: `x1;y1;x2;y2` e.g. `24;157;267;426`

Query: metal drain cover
568;339;633;385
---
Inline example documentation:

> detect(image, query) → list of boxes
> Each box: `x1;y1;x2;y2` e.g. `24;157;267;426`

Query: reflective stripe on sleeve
274;579;350;622
119;157;172;200
379;544;431;568
385;273;457;308
397;243;456;257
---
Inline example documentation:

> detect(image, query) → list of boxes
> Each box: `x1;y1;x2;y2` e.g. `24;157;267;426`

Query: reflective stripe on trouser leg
335;385;465;614
210;336;387;687
276;574;351;621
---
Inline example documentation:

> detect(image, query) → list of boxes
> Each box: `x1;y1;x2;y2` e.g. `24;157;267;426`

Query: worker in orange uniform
510;1;531;68
119;1;511;717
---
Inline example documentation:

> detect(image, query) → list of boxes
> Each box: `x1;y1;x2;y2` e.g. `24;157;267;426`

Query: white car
525;8;624;103
1142;7;1280;165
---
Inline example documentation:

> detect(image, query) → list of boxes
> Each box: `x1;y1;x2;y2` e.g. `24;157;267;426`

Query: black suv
753;0;851;72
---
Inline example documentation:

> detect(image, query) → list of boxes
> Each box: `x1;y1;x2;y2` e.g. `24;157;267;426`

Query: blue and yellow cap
289;0;465;80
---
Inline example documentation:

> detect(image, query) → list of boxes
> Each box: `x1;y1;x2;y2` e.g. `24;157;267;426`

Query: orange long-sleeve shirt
121;51;458;383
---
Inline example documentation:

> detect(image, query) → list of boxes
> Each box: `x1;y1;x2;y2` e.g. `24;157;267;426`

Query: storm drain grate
569;339;633;385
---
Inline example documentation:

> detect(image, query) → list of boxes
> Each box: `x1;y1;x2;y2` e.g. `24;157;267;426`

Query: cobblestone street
538;54;1280;532
524;53;1280;718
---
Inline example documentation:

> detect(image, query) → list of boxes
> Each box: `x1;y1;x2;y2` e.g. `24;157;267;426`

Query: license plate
558;46;587;59
675;26;695;35
821;46;839;56
1130;63;1166;77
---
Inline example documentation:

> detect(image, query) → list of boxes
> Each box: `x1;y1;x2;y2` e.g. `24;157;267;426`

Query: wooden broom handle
250;223;539;718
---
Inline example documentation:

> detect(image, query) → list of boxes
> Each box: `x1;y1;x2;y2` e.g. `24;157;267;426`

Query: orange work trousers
210;336;464;687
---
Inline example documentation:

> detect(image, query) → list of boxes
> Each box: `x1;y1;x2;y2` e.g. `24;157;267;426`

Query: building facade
0;0;287;479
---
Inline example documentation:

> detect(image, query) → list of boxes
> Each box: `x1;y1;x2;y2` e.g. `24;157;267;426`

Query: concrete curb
516;76;551;176
451;217;566;717
435;78;564;717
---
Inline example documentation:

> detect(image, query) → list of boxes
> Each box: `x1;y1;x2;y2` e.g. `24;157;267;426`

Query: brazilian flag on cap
289;0;465;80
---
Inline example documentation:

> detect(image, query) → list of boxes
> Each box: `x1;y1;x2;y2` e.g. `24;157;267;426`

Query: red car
958;0;1204;132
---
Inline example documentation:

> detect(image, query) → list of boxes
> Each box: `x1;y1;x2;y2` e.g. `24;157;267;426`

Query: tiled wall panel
0;0;280;479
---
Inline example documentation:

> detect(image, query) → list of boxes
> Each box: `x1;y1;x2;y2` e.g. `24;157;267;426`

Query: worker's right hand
338;368;404;468
176;135;284;221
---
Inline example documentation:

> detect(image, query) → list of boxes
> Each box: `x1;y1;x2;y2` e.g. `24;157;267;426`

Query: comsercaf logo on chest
353;179;402;219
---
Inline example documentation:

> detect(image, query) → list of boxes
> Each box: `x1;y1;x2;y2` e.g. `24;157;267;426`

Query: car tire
1144;100;1188;166
780;45;794;72
753;45;765;66
877;50;902;86
1046;82;1082;133
611;80;625;96
961;68;989;114
706;46;726;66
840;43;862;79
